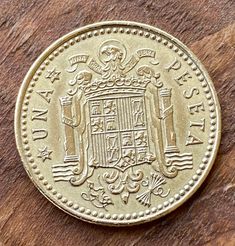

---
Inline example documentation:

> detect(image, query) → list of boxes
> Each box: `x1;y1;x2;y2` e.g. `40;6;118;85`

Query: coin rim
14;20;221;226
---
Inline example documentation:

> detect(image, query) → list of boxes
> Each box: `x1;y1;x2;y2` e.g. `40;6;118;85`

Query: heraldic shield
89;93;154;171
52;39;193;201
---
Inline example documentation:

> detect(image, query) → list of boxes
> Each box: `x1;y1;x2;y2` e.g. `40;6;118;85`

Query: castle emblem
52;39;193;205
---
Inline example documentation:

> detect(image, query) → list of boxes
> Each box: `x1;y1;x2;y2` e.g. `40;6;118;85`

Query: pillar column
159;88;179;153
60;96;79;162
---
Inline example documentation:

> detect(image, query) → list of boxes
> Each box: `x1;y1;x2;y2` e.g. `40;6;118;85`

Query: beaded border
19;24;219;224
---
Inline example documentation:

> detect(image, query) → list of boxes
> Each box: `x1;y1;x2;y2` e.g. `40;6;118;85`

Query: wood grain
0;0;234;245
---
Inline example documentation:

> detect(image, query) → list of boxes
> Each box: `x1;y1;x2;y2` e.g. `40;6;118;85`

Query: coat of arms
52;40;193;206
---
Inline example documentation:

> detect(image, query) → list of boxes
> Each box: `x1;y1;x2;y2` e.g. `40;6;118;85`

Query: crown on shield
71;74;152;98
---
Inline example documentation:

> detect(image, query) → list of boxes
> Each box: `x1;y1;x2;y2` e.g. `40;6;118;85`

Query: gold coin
15;21;221;226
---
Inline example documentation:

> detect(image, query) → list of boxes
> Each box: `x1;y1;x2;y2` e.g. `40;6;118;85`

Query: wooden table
0;1;234;245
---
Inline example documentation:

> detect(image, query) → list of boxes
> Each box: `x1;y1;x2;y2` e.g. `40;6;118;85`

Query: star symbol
45;68;61;83
37;146;52;162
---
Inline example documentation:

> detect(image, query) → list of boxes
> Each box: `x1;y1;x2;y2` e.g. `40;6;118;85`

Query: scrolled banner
67;48;158;75
67;54;102;74
123;48;159;73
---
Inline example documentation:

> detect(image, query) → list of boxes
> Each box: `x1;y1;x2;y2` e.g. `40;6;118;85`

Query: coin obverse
15;21;221;226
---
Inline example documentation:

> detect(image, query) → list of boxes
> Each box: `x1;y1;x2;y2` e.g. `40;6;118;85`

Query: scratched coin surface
15;21;221;226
